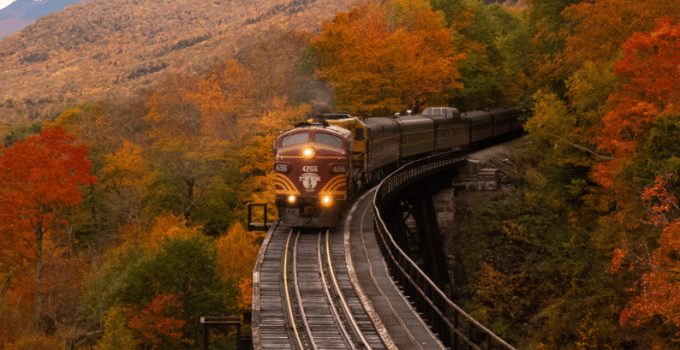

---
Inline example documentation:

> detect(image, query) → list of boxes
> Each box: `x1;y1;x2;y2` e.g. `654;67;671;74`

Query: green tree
118;235;236;342
441;1;527;109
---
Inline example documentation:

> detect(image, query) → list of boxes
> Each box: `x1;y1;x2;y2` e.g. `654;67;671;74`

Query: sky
0;0;15;12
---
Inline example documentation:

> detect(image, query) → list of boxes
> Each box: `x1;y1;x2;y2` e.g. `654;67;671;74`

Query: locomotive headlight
302;147;315;159
287;195;297;204
321;194;333;207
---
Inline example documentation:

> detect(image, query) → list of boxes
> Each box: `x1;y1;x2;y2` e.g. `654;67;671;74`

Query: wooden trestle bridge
252;150;517;349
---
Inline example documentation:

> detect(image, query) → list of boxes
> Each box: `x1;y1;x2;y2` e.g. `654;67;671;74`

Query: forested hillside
444;0;680;348
0;0;677;348
0;0;360;122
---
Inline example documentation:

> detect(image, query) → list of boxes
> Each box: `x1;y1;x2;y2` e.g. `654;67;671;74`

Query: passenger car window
315;133;344;149
281;132;310;147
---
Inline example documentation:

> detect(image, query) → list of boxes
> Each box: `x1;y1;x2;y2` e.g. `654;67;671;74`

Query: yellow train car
311;113;368;179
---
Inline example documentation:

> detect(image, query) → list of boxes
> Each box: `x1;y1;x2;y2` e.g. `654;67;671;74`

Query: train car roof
461;108;518;120
460;110;489;120
363;116;397;126
363;117;399;129
394;115;434;125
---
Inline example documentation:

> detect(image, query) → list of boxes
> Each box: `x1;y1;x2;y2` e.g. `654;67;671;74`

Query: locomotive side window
281;132;310;147
315;133;344;149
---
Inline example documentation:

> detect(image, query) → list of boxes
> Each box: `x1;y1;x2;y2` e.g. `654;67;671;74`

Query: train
274;107;522;227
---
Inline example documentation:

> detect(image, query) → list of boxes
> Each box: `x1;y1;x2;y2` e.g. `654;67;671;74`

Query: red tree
619;175;680;338
593;18;680;189
128;293;186;349
0;127;95;330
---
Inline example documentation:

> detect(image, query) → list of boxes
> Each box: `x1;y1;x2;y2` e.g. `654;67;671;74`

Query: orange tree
311;0;463;115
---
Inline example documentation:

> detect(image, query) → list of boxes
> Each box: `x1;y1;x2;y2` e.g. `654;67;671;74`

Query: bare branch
548;134;615;160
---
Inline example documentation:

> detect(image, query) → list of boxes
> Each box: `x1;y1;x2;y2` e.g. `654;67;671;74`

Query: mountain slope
0;0;358;121
0;0;80;38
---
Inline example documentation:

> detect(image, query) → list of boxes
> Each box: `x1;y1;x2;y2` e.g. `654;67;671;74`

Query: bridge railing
372;150;516;350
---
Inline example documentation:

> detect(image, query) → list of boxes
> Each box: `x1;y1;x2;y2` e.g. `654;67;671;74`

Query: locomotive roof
321;112;352;120
283;123;353;139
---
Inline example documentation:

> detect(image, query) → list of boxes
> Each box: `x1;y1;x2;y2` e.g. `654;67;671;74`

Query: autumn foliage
311;1;463;114
605;172;680;339
0;127;95;234
0;126;95;333
128;293;187;349
515;3;680;347
1;0;678;348
217;223;261;309
593;18;680;190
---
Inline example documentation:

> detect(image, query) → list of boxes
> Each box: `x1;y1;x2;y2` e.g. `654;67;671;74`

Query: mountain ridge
0;0;80;37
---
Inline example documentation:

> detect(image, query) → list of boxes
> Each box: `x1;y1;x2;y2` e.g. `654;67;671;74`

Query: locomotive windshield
280;131;345;150
281;132;310;147
315;133;344;149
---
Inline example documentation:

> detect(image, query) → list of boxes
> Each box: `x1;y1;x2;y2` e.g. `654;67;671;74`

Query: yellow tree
187;60;256;140
101;140;150;226
232;97;309;216
146;214;202;252
144;74;219;220
93;307;136;350
216;223;260;309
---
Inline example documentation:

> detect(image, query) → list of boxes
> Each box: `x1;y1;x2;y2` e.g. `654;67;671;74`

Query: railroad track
255;224;386;349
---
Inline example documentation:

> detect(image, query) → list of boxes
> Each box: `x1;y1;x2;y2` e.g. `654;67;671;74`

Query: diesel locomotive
274;107;522;227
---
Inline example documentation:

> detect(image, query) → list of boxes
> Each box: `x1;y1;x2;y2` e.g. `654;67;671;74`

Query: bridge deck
253;187;447;349
345;190;446;350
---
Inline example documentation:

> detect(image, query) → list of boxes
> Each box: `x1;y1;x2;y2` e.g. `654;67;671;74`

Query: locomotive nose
274;127;352;227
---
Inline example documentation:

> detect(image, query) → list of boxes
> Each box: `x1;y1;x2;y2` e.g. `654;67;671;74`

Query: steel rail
292;232;317;350
282;230;305;349
317;233;355;349
325;231;373;349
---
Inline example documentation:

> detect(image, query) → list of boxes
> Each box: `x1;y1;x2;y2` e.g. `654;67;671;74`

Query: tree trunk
34;225;44;331
184;177;195;220
67;219;74;256
89;185;99;231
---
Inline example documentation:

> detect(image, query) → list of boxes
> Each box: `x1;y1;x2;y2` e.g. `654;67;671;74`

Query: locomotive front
274;124;353;228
